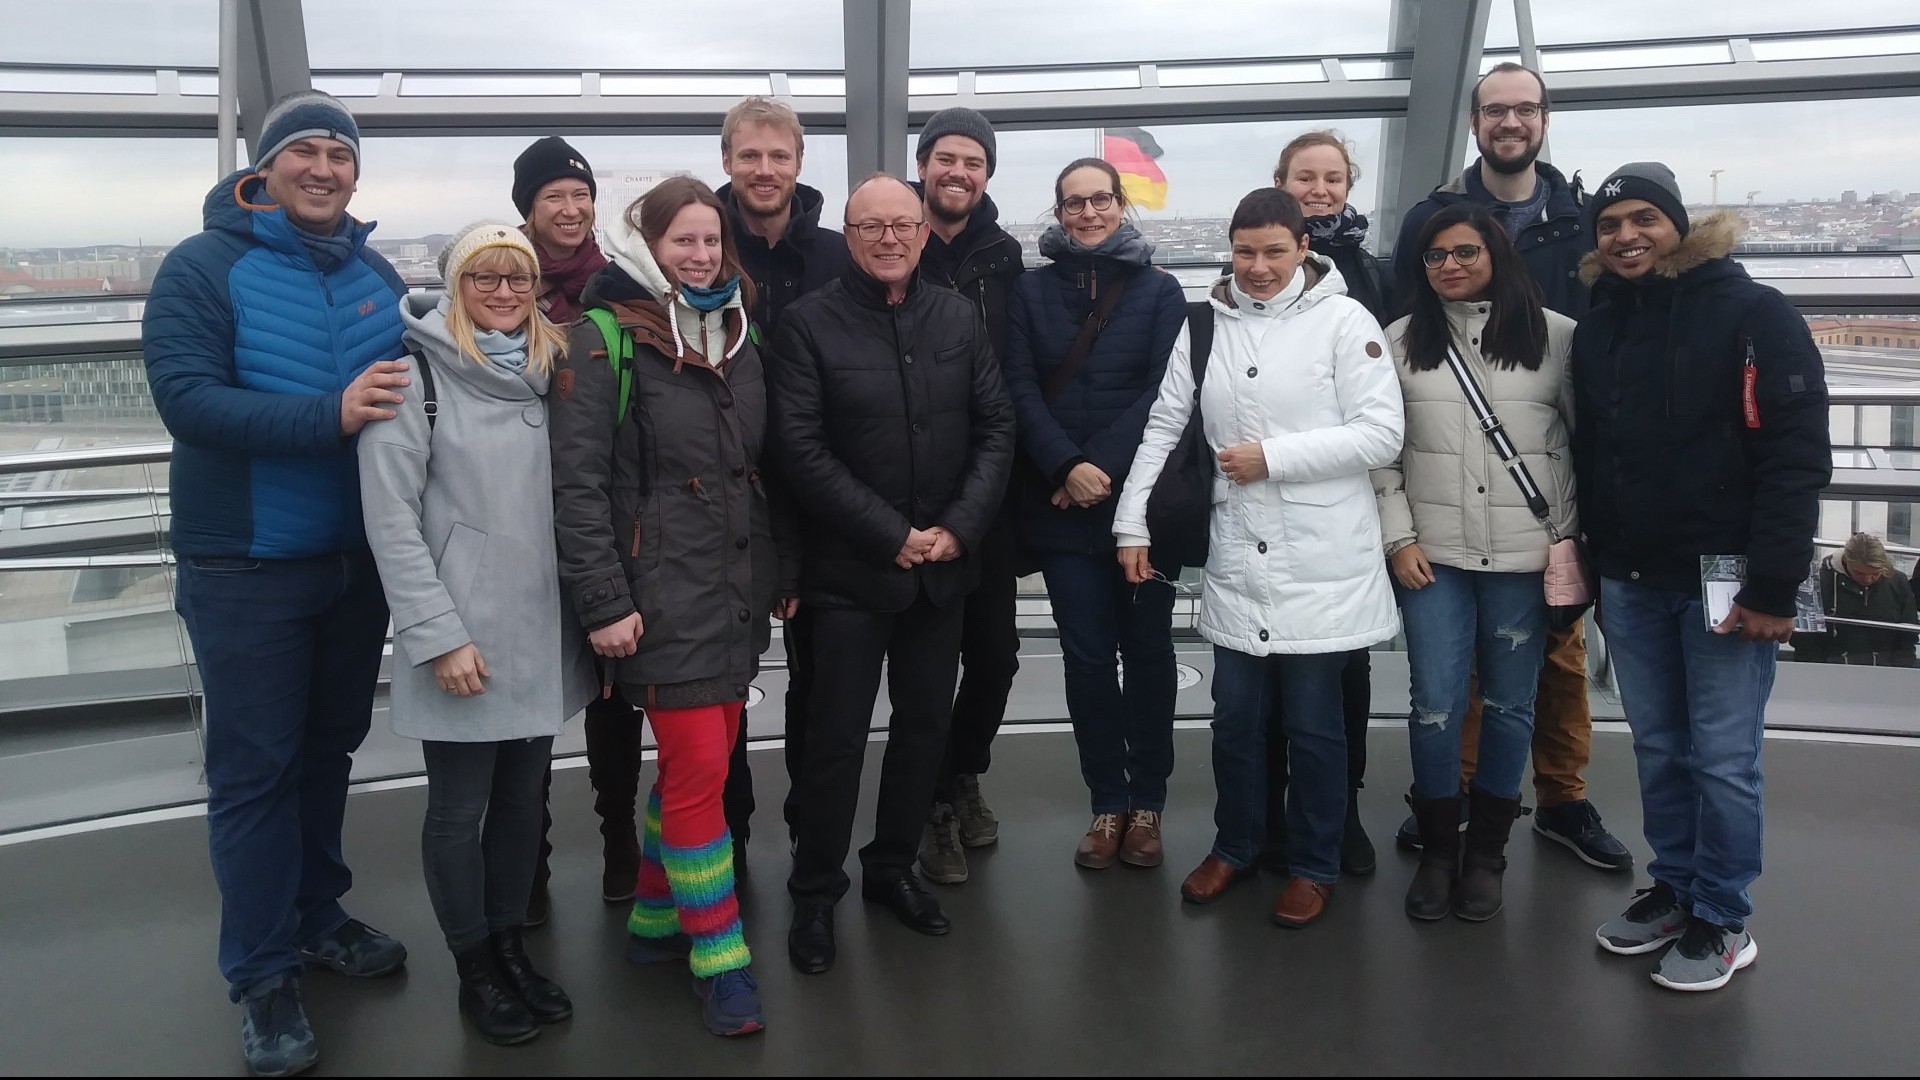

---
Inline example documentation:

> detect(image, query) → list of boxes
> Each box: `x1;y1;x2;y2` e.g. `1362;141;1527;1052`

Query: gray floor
2;728;1917;1076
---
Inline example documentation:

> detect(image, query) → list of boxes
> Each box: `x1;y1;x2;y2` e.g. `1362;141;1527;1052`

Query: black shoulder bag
1142;302;1216;569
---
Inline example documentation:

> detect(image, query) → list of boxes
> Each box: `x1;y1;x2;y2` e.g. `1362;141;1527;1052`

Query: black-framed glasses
464;271;535;293
845;220;926;242
1420;244;1484;269
1057;191;1118;215
1474;101;1546;123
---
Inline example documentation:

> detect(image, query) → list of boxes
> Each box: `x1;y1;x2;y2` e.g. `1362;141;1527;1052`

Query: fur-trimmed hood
1579;209;1742;285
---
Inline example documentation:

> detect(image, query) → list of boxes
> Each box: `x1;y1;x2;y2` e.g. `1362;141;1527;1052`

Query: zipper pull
630;514;642;559
1742;338;1761;430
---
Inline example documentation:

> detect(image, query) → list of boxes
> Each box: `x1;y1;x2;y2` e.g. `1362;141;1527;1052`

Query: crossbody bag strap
1042;271;1132;404
408;349;437;432
1441;342;1559;541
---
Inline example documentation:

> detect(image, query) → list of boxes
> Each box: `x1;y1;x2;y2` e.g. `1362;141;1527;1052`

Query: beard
1479;134;1543;176
926;186;981;224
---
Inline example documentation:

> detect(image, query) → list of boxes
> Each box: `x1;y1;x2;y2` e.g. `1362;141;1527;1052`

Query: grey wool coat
359;294;595;742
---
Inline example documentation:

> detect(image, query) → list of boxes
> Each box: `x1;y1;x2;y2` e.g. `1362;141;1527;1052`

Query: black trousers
1263;648;1371;857
780;606;817;836
933;522;1021;807
422;737;554;951
787;594;966;907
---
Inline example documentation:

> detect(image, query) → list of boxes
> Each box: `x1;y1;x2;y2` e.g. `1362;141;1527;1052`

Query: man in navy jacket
1576;163;1828;993
142;90;410;1076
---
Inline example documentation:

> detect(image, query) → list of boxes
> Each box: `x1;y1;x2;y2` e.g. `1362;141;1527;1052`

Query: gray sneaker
954;774;999;847
917;804;968;884
1595;882;1688;955
1651;918;1758;992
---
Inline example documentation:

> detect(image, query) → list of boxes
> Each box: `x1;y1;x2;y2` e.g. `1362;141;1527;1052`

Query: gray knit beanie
254;90;360;178
916;108;998;176
1588;161;1690;236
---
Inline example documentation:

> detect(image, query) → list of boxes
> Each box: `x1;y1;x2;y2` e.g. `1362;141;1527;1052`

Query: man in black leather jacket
770;175;1014;975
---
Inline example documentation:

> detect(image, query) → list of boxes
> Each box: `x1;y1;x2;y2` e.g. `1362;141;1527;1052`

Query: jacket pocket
439;522;487;612
1276;477;1378;584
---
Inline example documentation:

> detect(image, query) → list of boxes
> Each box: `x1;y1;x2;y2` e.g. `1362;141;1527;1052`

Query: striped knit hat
254;90;361;177
438;220;539;283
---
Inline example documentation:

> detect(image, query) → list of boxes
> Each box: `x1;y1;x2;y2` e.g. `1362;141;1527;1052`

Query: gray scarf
1038;222;1156;268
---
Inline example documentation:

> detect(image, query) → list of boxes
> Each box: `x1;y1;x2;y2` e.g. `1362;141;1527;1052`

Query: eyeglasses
1057;191;1119;216
463;271;535;293
1420;244;1484;269
845;220;926;242
1474;102;1546;123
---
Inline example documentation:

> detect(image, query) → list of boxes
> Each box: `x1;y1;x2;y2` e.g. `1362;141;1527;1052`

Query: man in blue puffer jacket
142;90;411;1077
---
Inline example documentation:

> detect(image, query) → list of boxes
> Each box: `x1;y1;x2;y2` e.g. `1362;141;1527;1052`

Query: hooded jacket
1114;256;1405;656
767;265;1016;613
1571;210;1831;617
717;180;852;334
142;169;407;558
549;211;797;709
358;295;596;741
1374;301;1579;574
1004;224;1187;555
913;187;1026;363
1394;160;1591;319
1788;556;1918;666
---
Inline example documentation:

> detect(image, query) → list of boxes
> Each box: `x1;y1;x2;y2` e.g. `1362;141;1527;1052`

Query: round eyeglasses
1057;191;1118;216
464;271;535;293
1420;244;1484;269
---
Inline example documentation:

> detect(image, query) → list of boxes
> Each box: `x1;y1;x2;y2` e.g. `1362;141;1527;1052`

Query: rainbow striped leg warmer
663;830;750;977
627;788;679;939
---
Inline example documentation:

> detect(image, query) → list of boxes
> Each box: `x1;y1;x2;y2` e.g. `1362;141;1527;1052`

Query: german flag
1103;127;1167;210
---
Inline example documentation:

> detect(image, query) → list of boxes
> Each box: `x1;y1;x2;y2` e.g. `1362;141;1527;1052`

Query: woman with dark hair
1004;156;1188;870
549;175;797;1036
1374;202;1577;922
1114;187;1403;928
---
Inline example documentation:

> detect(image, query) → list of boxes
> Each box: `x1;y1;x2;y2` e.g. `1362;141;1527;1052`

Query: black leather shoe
489;929;572;1024
788;904;835;974
861;874;951;936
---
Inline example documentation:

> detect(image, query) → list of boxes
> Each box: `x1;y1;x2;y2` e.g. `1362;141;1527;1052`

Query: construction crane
1747;190;1762;209
1710;168;1727;208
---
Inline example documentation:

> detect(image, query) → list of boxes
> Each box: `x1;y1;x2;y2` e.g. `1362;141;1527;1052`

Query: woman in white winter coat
1376;202;1578;924
1114;188;1403;928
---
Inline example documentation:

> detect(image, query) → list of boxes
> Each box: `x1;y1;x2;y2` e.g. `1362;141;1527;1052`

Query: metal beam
234;0;312;162
216;0;238;178
1392;0;1491;238
842;0;909;182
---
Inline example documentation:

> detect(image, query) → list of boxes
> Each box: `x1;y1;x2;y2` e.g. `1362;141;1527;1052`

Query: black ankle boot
1340;789;1376;876
1404;792;1462;921
601;832;640;903
1455;786;1522;922
454;944;539;1045
489;929;573;1023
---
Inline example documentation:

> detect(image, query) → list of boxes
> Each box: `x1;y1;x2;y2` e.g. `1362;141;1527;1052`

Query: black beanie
1588;161;1690;236
916;107;997;176
512;136;596;219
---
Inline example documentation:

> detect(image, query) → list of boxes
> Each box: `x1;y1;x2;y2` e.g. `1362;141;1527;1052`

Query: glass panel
1530;98;1920;252
1752;31;1920;61
788;75;847;97
975;68;1140;94
1542;42;1733;72
0;70;159;95
1889;452;1920;469
0;138;216;263
311;75;383;97
935;119;1386;265
178;72;220;96
1486;0;1918;49
304;0;844;69
1742;257;1913;278
1339;59;1411;80
1809;317;1920;389
399;74;582;97
908;74;961;95
0;1;215;67
910;0;1395;66
1157;62;1326;88
0;359;167;452
602;74;774;97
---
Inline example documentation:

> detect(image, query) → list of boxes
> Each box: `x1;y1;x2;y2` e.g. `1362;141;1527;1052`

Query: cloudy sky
4;0;1919;249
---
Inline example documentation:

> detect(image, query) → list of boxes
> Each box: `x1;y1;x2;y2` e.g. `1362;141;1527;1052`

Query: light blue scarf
473;326;529;373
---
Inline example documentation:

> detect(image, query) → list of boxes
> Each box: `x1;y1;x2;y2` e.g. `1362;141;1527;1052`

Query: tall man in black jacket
912;108;1027;885
771;175;1014;974
1575;163;1829;993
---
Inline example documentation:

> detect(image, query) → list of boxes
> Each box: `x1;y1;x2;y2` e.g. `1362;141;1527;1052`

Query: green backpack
579;306;763;422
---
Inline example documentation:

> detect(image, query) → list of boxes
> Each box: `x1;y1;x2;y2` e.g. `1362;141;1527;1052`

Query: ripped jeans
1397;564;1548;801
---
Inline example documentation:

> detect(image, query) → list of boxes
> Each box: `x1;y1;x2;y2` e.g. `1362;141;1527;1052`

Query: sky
4;0;1919;249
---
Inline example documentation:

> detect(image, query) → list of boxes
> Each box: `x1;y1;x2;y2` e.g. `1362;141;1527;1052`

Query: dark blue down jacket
142;169;407;558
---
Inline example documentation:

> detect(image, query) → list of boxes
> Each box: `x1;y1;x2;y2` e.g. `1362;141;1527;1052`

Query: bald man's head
843;172;928;297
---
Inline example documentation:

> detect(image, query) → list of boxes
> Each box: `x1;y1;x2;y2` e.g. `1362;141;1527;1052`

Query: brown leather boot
1073;813;1124;869
1118;810;1163;868
1180;855;1255;903
1271;876;1334;928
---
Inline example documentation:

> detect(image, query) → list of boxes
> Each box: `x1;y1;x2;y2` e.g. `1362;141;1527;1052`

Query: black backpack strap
1185;301;1214;391
409;348;438;431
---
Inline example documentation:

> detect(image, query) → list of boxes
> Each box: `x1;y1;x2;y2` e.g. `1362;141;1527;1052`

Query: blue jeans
1038;552;1177;815
1399;565;1549;800
1600;577;1775;928
1210;647;1348;882
176;550;390;999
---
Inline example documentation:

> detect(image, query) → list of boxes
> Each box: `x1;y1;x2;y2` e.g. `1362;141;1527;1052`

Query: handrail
1829;388;1920;407
0;443;171;477
1821;615;1920;633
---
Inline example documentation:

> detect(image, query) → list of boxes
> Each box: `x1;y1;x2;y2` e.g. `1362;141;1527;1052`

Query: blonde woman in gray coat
359;222;594;1047
1373;203;1576;925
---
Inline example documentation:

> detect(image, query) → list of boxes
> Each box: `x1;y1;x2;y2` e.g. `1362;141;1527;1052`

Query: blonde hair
445;246;566;374
721;95;805;159
1842;531;1898;577
1274;129;1361;187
